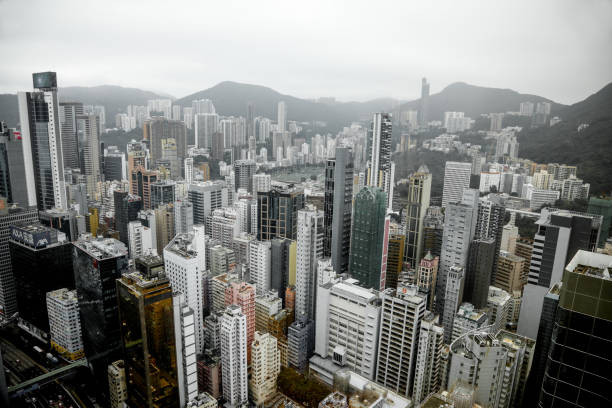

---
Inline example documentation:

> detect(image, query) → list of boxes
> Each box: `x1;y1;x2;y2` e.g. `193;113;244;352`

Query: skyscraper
277;101;287;132
46;288;84;361
323;147;354;274
194;113;219;149
114;190;143;245
367;113;394;209
441;265;465;343
76;113;101;197
295;207;324;321
233;160;256;193
188;181;230;225
403;166;432;268
249;331;280;406
220;305;249;407
116;271;180;407
376;285;426;397
257;184;305;241
349;186;390;290
58;101;84;170
144;118;187;168
0;122;28;205
538;250;611;408
17;72;67;209
412;312;444;406
164;225;206;354
441;162;472;208
130;165;158;210
419;78;430;127
464;237;496;308
250;240;272;295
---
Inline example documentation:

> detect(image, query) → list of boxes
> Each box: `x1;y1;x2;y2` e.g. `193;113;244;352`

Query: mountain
399;82;565;119
0;85;166;127
174;81;398;129
519;82;612;195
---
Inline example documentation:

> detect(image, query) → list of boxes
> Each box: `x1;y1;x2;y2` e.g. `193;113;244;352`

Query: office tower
376;285;426;397
9;223;74;335
441;265;465;343
144;118;187;167
108;360;128;408
211;132;224;161
255;291;282;333
451;303;488;343
277;101;287;132
249;332;281;406
76;114;101;197
385;234;405;290
587;196;612;246
313;278;381;381
151;180;176;209
464;237;496;308
0;204;40;316
233;159;256;192
367;113;394;209
114;190;143;245
419;78;430;127
104;146;124;182
518;209;602;339
538;251;611;407
349;186;390;290
73;236;128;378
164;225;206;353
127;221;154;258
270;238;293;299
423;206;444;259
174;199;194;234
126;141;146;181
412;312;444;406
417;251;439;310
46;288;84;361
154;204;175;255
173;294;199;405
287;316;312;372
0;122;28;205
116;271;180;407
58;101;83;170
475;200;505;283
131;165;158;210
195;113;219;149
18;72;67;209
495;250;526;295
323;147;354;273
188;181;230;225
404;166;432;268
435;189;479;317
441;161;472;208
525;282;560;404
220;305;249;407
295;207;324;321
253;173;271;197
250;240;272;294
257;184;305;240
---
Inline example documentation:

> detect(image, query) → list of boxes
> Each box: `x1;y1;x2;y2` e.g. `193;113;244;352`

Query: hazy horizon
1;0;611;104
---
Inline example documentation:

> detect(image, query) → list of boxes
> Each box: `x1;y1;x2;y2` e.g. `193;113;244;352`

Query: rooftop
566;250;612;280
74;235;127;259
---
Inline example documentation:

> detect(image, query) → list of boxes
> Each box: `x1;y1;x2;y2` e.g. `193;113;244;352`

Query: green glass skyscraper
349;186;390;290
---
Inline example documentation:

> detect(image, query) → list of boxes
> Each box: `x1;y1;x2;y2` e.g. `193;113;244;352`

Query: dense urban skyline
1;0;611;103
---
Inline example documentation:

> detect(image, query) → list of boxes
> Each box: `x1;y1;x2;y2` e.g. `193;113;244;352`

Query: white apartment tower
46;288;84;360
412;312;445;406
376;285;426;397
442;265;465;344
127;221;154;259
164;225;206;353
295;207;324;321
249;240;272;295
220;305;249;407
249;331;281;405
441;161;472;208
277;101;287;132
173;294;199;405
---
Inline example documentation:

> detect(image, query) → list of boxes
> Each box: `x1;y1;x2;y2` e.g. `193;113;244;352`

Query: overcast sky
1;0;611;104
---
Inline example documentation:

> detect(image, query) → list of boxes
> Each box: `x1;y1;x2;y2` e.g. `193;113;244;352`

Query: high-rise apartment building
451;303;488;343
367;113;394;209
376;285;426;397
220;305;248;407
108;360;128;408
441;162;472;208
252;173;271;197
188;181;230;225
277;101;287;132
423;206;444;259
412;312;444;406
441;265;465;343
46;288;84;361
224;280;256;361
323;147;354;274
255;291;282;333
144;118;187;168
270;238;294;300
130;165;158;210
195;113;219;149
403;166;432;268
114;190;142;245
417;251;439;310
233;160;256;193
164;225;207;353
250;240;272;294
349;186;390;290
495;250;526;295
419;78;430;127
151;180;176;209
127;220;154;258
295;207;324;321
385;234;405;290
17;72;67;209
249;331;281;406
